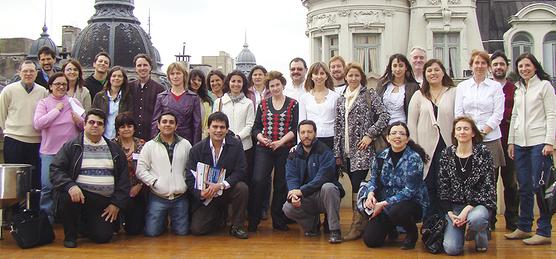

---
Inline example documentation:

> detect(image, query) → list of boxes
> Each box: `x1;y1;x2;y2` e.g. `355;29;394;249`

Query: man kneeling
282;120;345;243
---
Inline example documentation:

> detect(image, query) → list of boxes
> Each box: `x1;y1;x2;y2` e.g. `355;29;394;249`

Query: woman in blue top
362;121;429;250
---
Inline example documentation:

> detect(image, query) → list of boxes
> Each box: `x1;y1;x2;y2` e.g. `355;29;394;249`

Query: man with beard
85;52;111;101
284;57;308;101
409;47;426;85
282;120;344;243
490;50;519;231
329;56;346;94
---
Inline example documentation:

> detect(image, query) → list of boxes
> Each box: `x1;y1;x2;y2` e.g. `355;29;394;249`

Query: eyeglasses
87;120;104;126
389;131;407;136
52;82;68;87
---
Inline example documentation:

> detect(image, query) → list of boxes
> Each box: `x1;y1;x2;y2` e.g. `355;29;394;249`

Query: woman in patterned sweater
439;116;496;255
249;71;298;232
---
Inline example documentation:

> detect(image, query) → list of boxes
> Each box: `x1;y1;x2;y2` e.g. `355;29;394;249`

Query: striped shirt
76;136;115;197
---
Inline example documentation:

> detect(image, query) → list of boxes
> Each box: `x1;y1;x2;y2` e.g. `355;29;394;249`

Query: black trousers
3;136;41;189
345;158;368;193
363;200;422;248
424;138;446;217
122;189;147;235
494;141;519;229
190;181;248;235
60;190;115;243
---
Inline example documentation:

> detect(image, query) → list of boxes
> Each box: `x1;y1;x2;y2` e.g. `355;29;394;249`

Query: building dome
28;25;59;60
72;0;162;73
236;41;256;76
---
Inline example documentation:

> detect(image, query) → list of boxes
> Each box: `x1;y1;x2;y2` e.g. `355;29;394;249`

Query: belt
151;190;184;201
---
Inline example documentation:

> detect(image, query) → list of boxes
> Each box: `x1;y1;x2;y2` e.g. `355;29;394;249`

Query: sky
0;0;309;73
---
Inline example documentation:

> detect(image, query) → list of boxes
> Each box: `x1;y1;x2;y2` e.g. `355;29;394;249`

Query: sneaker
476;247;487;252
328;230;342;244
401;239;416;250
63;240;77;248
229;226;249;239
304;229;320;237
522;234;552;245
504;229;532;240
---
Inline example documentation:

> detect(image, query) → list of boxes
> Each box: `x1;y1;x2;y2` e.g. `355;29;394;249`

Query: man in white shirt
329;56;346;94
409;47;426;85
284;57;308;101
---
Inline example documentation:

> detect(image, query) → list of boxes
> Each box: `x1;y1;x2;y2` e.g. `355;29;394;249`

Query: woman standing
249;71;298;232
34;72;84;223
439;117;496;255
505;53;556;245
207;70;226;102
188;69;213;139
408;59;456;216
92;66;133;139
152;62;201;145
247;65;272;109
334;63;390;241
62;59;92;111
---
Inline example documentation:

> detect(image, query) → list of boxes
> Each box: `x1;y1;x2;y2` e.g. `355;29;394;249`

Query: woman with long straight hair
188;69;213;139
62;59;92;111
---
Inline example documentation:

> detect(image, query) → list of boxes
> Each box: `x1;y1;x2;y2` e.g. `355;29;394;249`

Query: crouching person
136;111;192;237
50;109;130;248
282;120;345;243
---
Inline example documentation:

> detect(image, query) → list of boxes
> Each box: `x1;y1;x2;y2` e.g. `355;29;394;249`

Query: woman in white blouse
299;62;340;149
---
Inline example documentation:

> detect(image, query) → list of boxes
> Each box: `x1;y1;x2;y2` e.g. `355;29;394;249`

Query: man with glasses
11;46;58;88
50;109;130;248
284;57;308;101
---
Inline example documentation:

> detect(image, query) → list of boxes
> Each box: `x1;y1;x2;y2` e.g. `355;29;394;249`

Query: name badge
132;153;140;160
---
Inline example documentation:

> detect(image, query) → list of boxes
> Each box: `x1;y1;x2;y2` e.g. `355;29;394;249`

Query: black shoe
247;223;258;232
229;226;248;239
63;240;77;248
304;229;320;237
401;239;416;250
328;230;342;244
273;224;289;231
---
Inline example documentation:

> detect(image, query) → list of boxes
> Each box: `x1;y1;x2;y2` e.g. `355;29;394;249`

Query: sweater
252;96;298;150
214;93;255;150
0;81;49;143
33;95;84;154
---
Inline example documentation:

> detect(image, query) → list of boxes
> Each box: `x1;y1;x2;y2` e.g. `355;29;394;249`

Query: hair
224;70;250;96
468;50;491;68
115;112;136;135
188;69;212;105
19;60;37;70
133;53;152;67
289;57;307;69
409;46;426;56
297;120;317;133
328;55;346;68
157;110;178;124
47;72;69;93
104;66;130;97
265;70;287;88
208;112;229;128
490;50;509;65
166;62;189;88
94;51;111;65
85;108;107;125
451;116;483;145
38;46;56;59
420;59;455;99
248;65;268;87
304;62;334;92
344;63;367;87
514;53;552;82
380;54;418;85
62;59;84;89
387;122;429;163
207;70;226;92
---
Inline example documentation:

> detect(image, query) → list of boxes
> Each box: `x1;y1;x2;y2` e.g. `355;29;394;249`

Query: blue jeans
144;193;188;237
514;144;553;237
39;154;55;223
443;205;490;256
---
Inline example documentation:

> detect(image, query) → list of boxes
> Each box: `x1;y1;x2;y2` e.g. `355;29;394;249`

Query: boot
343;194;367;241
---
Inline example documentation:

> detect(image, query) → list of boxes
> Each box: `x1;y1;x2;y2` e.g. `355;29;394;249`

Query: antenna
148;8;151;37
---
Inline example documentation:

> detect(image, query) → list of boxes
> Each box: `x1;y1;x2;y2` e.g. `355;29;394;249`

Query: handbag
10;210;55;249
420;213;447;254
539;156;556;215
356;157;384;217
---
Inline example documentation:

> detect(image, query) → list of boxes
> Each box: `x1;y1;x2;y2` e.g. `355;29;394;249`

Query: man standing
284;57;308;101
130;54;165;140
50;109;130;248
85;52;111;100
282;120;344;243
186;112;249;239
490;50;519;231
0;60;48;188
409;47;426;85
35;46;58;87
329;56;346;94
136;111;192;237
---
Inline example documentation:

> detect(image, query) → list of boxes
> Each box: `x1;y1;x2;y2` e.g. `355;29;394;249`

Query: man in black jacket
186;112;249;239
50;109;130;248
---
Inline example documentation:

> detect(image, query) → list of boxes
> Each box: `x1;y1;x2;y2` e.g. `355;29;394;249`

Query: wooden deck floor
1;209;555;259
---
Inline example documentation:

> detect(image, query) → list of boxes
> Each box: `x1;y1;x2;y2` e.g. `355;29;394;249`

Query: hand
542;144;553;156
357;135;373;150
202;182;221;199
454;206;472;227
508;144;514;160
291;195;301;208
68;186;85;204
482;126;493;135
269;140;284;151
129;183;142;197
447;211;458;226
101;204;120;222
55;102;64;111
370;201;387;219
364;192;377;209
287;189;302;200
257;134;272;147
71;112;82;125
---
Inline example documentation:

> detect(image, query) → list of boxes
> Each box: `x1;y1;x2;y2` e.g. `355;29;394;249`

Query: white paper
68;98;85;116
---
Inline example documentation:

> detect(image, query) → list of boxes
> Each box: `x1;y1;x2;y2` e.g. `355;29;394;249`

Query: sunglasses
87;120;105;126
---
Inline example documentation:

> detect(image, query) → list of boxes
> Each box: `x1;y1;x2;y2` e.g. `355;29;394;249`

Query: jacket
49;133;130;210
213;93;255;150
286;140;345;198
152;89;201;145
376;79;420;117
130;78;165;140
92;88;134;116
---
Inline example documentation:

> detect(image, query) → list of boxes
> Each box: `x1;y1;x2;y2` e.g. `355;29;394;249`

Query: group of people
0;45;554;255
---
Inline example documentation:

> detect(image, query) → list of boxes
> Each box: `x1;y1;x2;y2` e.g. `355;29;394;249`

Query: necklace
457;155;471;173
430;87;445;104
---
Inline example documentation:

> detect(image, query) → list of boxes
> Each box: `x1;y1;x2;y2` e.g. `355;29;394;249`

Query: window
353;33;380;74
433;32;460;78
543;32;556;83
313;37;322;62
511;32;533;64
328;35;339;59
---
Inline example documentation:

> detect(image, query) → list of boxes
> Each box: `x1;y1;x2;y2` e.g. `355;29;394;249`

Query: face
517;58;537;81
251;69;265;86
454;120;475;144
50;76;68;98
391;58;407;80
311;67;327;86
208;120;228;142
410;49;426;72
387;125;409;151
169;68;184;87
84;115;105;139
110;70;124;88
299;124;316;148
19;63;38;85
190;76;202;92
93;55;110;74
268;79;284;97
289;61;307;83
39;53;55;72
425;63;445;86
491;57;508;80
229;75;243;95
471;55;489;79
135;58;151;80
64;63;79;82
345;68;362;88
209;75;223;93
157;114;177;136
329;60;345;81
117;124;135;139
